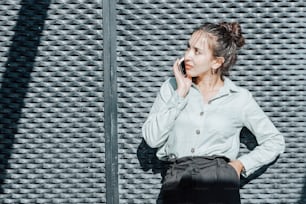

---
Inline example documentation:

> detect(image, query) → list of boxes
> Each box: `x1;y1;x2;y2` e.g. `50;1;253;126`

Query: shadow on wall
300;178;306;204
0;0;50;194
137;127;279;200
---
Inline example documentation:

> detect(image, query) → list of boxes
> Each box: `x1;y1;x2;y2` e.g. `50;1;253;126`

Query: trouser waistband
172;155;230;165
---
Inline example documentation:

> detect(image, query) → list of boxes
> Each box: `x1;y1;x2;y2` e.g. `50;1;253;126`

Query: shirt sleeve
237;91;285;177
142;78;187;148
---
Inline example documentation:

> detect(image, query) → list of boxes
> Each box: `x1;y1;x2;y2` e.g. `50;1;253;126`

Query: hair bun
220;22;245;48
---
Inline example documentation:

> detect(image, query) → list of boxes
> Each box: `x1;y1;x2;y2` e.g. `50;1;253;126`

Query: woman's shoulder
161;77;177;91
156;77;177;99
235;84;252;96
225;78;253;100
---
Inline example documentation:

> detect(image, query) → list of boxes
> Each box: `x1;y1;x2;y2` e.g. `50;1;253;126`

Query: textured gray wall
1;0;306;204
117;0;306;204
0;0;105;203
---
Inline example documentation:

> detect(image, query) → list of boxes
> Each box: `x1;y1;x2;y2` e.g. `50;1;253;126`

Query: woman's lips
185;64;192;70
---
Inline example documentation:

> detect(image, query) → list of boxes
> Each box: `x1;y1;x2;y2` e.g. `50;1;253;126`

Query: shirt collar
191;77;240;93
223;77;240;93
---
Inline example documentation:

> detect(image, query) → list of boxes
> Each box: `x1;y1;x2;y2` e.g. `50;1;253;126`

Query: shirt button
200;111;204;116
191;148;195;153
196;129;200;134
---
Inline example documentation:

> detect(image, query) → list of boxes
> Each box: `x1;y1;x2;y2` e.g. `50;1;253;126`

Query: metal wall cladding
1;0;306;204
0;0;105;203
117;0;306;204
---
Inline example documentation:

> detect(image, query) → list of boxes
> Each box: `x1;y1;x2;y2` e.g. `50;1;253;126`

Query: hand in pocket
228;160;244;177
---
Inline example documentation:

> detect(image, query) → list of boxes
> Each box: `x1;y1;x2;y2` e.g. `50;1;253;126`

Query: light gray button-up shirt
142;77;285;177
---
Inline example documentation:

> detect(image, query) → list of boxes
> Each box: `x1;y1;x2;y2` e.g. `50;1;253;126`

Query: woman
142;22;285;204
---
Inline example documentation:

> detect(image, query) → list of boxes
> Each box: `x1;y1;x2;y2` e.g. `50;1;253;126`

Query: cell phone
179;60;186;76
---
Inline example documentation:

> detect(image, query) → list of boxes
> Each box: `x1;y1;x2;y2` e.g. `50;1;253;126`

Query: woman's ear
212;57;224;70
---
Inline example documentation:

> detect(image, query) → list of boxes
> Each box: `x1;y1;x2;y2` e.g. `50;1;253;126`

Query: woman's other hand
228;160;245;177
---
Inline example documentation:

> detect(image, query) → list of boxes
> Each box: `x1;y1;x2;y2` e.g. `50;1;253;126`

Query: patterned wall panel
117;0;306;203
0;0;105;203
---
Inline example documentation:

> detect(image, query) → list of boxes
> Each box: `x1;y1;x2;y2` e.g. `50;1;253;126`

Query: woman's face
184;31;219;78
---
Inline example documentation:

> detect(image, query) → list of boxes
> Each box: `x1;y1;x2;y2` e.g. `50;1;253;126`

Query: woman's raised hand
173;58;192;98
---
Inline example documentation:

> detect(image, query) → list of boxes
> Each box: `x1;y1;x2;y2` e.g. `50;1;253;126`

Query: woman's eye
195;49;201;54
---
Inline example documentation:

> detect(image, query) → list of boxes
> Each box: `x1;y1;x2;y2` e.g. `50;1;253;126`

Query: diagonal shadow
299;177;306;204
0;0;51;194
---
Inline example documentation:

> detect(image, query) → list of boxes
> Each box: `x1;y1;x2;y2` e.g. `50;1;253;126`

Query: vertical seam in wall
103;0;118;203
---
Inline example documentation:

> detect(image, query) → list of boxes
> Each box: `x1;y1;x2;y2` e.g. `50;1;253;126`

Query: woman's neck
194;73;224;92
194;74;224;103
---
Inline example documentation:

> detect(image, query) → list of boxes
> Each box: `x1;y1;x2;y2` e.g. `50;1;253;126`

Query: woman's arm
237;91;285;177
142;78;187;148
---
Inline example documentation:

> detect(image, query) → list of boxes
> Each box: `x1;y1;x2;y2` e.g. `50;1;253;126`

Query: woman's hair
194;22;245;77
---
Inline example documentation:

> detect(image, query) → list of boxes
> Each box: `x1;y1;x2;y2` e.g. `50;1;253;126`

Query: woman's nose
185;50;193;60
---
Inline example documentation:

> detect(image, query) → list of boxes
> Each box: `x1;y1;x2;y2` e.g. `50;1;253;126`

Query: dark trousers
157;156;241;204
